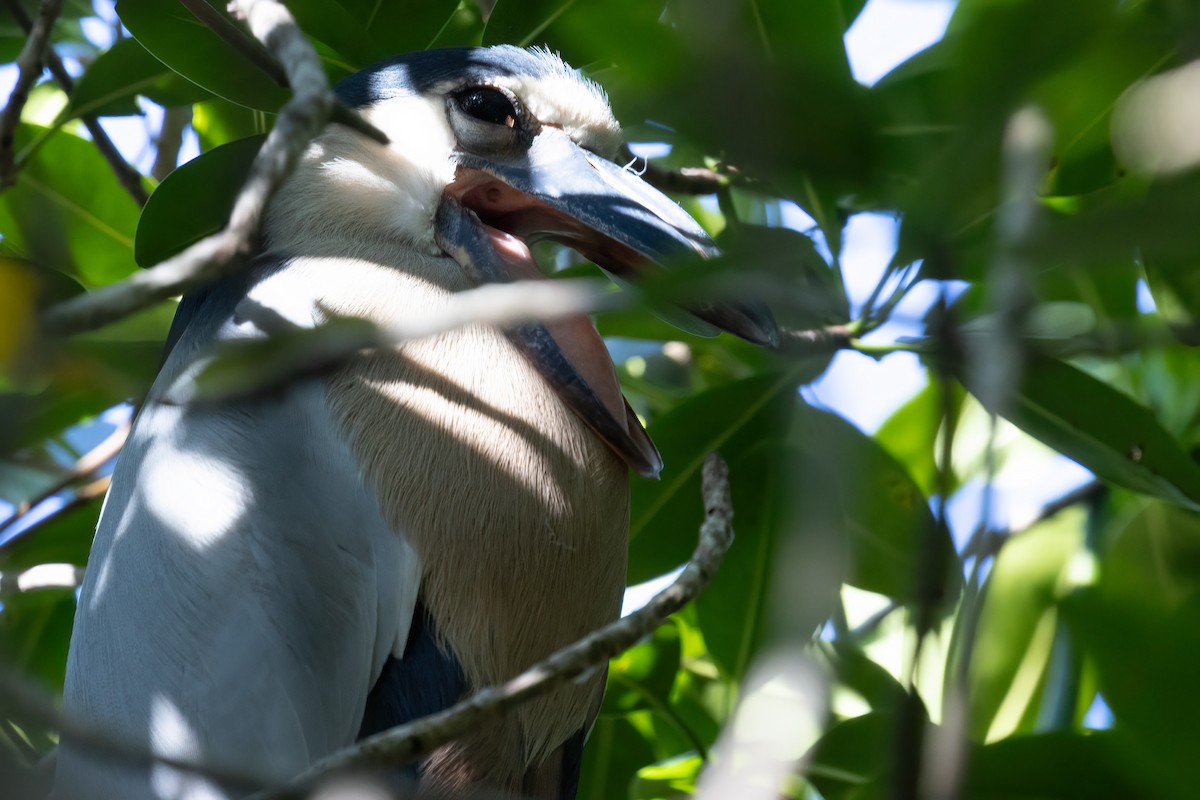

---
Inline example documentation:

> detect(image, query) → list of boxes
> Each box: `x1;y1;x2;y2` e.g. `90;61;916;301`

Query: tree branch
0;0;63;190
778;324;853;358
150;105;192;182
259;453;735;799
1;0;149;206
619;144;731;195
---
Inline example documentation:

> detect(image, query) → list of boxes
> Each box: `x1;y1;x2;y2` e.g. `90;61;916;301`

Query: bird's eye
456;87;518;128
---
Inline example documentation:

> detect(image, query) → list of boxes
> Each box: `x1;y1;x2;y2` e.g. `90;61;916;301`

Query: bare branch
778;324;853;358
260;453;735;799
0;0;64;189
39;0;335;336
150;106;192;182
619;144;730;195
1;0;149;206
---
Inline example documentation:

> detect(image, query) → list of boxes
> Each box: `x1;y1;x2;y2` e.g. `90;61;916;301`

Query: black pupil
459;88;516;127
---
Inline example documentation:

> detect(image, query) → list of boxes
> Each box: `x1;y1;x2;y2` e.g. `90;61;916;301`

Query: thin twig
619;144;732;195
778;324;853;358
260;453;735;799
40;0;333;336
0;420;129;537
1;0;149;206
0;0;63;189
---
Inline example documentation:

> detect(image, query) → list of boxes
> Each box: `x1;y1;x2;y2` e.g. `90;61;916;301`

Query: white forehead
490;50;623;157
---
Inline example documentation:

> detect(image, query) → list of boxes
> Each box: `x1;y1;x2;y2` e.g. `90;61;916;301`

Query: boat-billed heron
55;46;776;800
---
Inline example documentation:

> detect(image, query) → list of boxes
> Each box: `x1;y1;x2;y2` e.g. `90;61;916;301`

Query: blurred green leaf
875;376;963;497
967;507;1086;742
0;588;75;693
791;404;956;601
1064;586;1200;800
994;357;1200;510
309;0;462;57
965;731;1140;799
697;445;843;680
135;135;265;266
627;369;808;583
632;753;702;800
603;622;682;717
116;0;288;111
804;712;894;800
578;715;657;800
192;96;272;151
0;125;140;288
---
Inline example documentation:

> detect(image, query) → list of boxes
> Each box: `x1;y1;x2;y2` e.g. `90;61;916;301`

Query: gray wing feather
56;260;419;800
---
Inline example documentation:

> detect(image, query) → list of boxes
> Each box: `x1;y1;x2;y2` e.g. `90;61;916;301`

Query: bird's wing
56;261;420;800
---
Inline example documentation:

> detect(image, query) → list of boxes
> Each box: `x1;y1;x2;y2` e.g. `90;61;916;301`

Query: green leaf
965;731;1139;799
996;357;1200;510
791;404;956;601
116;0;288;112
427;1;485;49
715;224;850;329
62;37;209;121
696;445;844;680
0;588;76;693
627;369;806;584
0;125;140;288
483;0;583;49
823;640;907;716
967;507;1086;742
603;622;681;716
874;376;964;497
192;97;272;151
1064;587;1200;800
804;712;894;800
135;135;265;267
632;754;703;800
837;0;869;31
308;0;463;57
578;715;657;800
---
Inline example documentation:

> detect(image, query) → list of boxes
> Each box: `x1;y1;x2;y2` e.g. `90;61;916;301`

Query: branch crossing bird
55;46;776;800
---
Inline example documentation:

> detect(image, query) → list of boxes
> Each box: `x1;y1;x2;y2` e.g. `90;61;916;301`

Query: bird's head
265;46;777;477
